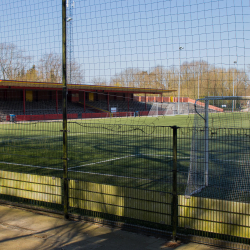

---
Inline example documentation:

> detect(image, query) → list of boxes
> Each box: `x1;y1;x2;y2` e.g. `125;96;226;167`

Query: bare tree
39;53;62;83
164;66;178;95
0;43;31;80
91;77;107;86
25;64;39;82
110;68;140;87
38;53;84;84
148;66;166;89
110;61;250;100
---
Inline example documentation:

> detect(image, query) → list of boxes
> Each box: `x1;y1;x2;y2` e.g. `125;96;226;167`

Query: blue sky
1;0;250;84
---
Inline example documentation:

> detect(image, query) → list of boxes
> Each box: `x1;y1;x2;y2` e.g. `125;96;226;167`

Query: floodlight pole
178;47;184;115
232;60;237;112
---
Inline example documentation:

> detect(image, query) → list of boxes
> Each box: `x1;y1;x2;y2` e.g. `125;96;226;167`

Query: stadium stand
0;80;176;121
0;100;93;116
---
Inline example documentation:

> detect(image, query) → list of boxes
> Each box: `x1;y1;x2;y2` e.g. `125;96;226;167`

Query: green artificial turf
0;114;249;200
0;116;192;194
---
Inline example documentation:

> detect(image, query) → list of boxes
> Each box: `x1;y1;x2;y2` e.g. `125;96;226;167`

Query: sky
0;0;250;84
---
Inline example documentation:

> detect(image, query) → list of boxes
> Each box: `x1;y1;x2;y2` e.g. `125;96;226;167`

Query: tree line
110;62;250;99
0;43;83;85
1;42;249;100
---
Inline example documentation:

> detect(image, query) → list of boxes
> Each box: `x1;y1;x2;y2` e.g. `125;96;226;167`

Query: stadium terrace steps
0;100;93;116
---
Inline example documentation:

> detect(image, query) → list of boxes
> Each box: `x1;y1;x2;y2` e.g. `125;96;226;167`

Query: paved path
0;204;226;250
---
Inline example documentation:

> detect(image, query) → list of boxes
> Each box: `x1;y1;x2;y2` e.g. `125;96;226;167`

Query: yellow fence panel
179;195;250;238
69;180;171;225
0;170;62;204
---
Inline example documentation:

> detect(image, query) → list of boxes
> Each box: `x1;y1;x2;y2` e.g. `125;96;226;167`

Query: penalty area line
68;153;177;170
69;154;188;170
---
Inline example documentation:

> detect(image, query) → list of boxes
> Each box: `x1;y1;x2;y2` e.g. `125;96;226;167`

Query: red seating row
6;113;78;121
6;111;151;122
82;111;149;118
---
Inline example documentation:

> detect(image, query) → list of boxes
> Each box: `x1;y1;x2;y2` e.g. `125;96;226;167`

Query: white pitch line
68;169;155;181
0;161;161;182
68;153;178;170
68;155;136;170
0;154;190;177
0;161;62;171
0;135;62;144
0;160;165;182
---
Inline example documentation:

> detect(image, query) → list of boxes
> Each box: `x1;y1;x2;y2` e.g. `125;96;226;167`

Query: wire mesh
185;127;250;202
67;123;173;190
0;121;63;211
1;1;250;124
1;0;250;245
67;123;173;230
178;127;250;245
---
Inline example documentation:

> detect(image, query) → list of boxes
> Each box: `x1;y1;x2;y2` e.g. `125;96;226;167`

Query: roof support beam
84;91;86;112
107;92;109;111
23;89;26;115
127;93;129;112
56;90;58;114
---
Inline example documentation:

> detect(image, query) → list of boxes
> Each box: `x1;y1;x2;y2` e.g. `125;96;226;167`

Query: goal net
148;102;192;117
148;103;160;117
185;96;250;202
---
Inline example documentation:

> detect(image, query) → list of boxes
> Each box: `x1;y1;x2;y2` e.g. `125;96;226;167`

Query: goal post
148;102;159;117
185;96;250;198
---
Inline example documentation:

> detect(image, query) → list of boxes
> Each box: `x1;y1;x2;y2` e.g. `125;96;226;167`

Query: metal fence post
62;0;69;220
172;125;178;241
205;99;209;186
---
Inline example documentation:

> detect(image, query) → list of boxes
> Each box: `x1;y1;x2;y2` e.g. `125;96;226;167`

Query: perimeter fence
0;121;250;247
1;0;250;247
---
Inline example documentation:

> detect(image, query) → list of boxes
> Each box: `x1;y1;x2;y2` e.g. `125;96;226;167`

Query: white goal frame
186;96;250;197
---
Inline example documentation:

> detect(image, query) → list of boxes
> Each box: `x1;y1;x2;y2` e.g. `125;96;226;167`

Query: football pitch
0;115;193;194
0;113;250;199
